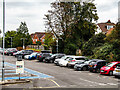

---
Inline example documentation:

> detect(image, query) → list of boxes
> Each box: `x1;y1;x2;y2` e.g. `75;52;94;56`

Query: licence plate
116;70;120;72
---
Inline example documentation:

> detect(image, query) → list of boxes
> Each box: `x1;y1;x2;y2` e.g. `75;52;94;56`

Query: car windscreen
90;61;97;65
75;58;86;60
105;62;117;67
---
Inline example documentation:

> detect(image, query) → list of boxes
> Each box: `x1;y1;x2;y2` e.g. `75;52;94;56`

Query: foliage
36;41;41;45
44;33;56;52
4;22;32;48
82;33;106;56
90;22;120;62
44;0;98;54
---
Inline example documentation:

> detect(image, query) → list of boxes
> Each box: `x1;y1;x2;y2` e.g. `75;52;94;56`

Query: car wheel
96;69;100;73
109;71;113;76
82;67;87;71
50;60;53;63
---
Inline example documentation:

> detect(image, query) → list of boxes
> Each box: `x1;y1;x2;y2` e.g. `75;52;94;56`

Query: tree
44;33;56;52
44;0;98;54
82;33;106;56
36;41;41;49
14;22;32;47
4;22;32;48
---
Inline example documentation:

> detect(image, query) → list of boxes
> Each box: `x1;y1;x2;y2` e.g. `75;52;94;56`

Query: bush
82;33;106;56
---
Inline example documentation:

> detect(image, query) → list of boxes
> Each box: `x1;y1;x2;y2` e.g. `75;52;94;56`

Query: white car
67;56;88;68
24;52;38;60
59;57;75;67
54;55;74;66
113;64;120;78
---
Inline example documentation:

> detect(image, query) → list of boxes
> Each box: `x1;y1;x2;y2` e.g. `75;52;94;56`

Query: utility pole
21;38;27;49
56;38;58;53
9;37;13;48
2;0;5;81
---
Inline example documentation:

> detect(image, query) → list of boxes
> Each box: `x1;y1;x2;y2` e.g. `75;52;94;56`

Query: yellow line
45;78;60;87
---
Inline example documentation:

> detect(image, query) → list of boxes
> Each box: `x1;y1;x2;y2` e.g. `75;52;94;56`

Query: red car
100;61;120;76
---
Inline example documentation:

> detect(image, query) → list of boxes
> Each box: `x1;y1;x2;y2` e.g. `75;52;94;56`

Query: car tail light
94;64;97;68
39;56;41;57
71;60;76;62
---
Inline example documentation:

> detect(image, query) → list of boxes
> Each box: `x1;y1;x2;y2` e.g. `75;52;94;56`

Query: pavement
0;54;120;90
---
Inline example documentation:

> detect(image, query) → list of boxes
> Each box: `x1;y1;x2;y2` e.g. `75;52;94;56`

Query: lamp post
2;0;5;81
21;38;27;49
56;38;58;53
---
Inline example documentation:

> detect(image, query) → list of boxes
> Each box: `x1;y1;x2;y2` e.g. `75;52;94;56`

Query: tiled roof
97;21;115;33
31;32;45;39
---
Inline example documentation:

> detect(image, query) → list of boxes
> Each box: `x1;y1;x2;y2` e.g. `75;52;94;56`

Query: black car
89;59;106;73
16;50;34;59
44;54;65;63
37;53;52;62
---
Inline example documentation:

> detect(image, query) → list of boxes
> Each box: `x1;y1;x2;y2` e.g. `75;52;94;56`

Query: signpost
16;55;24;80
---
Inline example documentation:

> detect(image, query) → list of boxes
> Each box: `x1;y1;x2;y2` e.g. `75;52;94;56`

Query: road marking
46;78;60;87
0;62;53;80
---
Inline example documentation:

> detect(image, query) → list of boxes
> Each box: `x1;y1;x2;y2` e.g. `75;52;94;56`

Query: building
31;32;45;44
95;20;115;34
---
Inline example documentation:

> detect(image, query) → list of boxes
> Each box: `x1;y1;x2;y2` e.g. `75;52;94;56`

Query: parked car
13;50;24;57
74;59;95;71
44;54;65;63
37;53;52;62
15;50;34;58
6;49;18;56
54;55;74;66
4;48;17;55
100;61;120;76
89;59;106;73
24;52;38;60
113;63;120;78
67;56;89;68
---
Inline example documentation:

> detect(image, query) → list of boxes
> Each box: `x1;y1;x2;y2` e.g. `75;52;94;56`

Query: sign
16;61;24;74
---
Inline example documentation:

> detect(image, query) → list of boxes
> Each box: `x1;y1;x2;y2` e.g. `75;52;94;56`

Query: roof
97;20;115;33
31;32;45;38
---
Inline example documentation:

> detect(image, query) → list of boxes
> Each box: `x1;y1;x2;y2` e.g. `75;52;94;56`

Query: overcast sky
0;0;120;34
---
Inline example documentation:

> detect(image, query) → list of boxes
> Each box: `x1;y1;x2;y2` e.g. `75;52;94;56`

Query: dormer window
107;25;113;30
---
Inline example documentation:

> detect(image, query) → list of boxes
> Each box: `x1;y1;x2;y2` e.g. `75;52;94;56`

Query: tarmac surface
0;54;120;90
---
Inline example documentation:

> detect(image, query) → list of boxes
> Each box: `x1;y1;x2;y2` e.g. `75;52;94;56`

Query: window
107;25;113;30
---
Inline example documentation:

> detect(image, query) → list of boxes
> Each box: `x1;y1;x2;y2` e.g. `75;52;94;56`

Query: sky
0;0;120;35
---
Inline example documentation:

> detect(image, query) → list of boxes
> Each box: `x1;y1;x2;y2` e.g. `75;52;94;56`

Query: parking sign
16;61;24;74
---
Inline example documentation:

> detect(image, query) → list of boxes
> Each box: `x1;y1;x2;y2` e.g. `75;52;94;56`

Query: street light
2;0;5;81
21;38;27;49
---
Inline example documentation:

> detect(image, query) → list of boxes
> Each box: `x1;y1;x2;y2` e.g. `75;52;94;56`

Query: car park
37;53;52;62
113;63;120;78
24;52;38;60
100;61;120;76
74;59;94;71
89;59;106;73
67;56;89;68
44;54;65;63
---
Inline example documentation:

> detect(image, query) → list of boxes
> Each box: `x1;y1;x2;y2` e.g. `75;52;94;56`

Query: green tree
44;33;56;52
44;1;98;54
36;41;41;49
82;33;106;56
